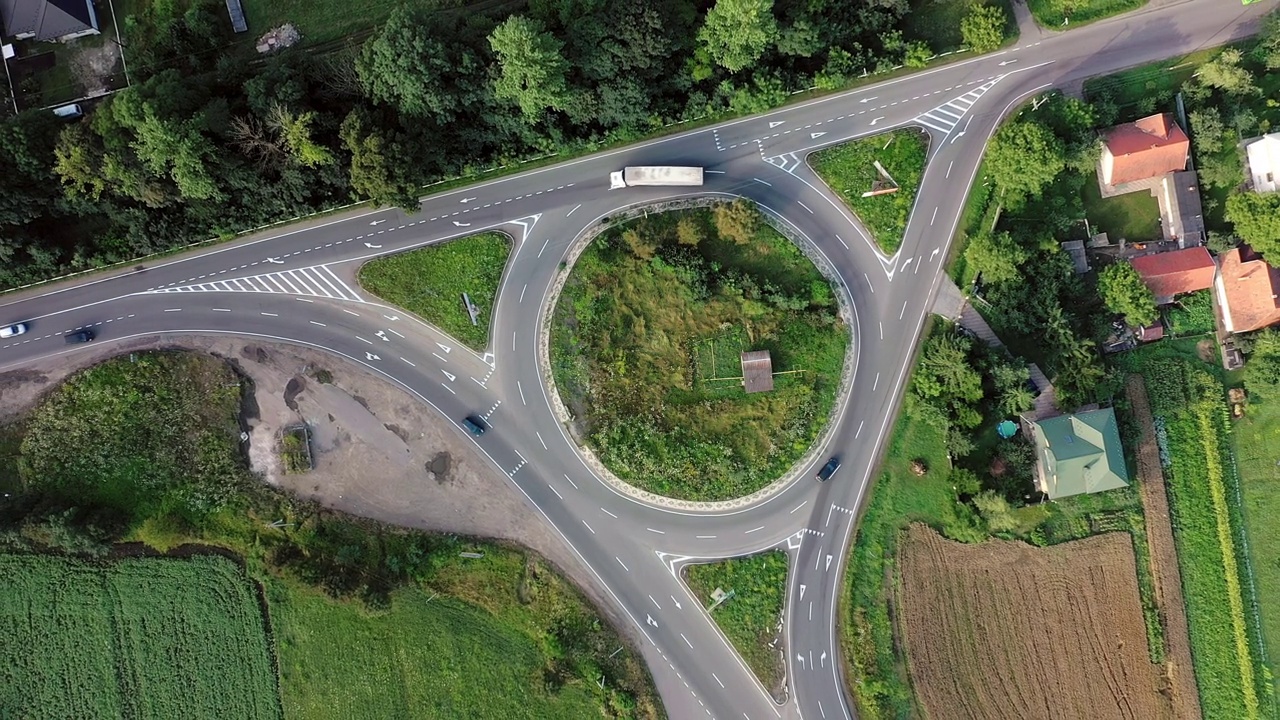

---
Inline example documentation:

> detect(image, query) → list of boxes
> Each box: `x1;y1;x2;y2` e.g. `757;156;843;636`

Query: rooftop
1218;245;1280;334
1128;246;1215;302
1101;113;1189;187
1030;408;1129;500
740;350;774;394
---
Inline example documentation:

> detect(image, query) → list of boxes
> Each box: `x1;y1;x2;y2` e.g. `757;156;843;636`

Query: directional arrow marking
820;651;828;667
460;197;477;203
769;120;785;128
869;116;885;126
369;219;387;226
442;370;456;382
810;131;826;139
265;257;283;264
452;221;471;227
646;614;658;628
796;654;806;668
930;247;941;261
671;596;682;610
859;96;877;103
384;315;400;321
365;242;382;249
998;59;1019;66
375;330;390;341
365;352;380;361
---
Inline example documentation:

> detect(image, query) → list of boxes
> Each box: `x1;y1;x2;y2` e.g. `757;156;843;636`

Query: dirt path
0;335;620;632
1126;374;1203;719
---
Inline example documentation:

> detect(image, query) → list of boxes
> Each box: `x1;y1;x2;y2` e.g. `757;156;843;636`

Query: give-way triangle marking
769;121;785;128
810;132;826;139
508;214;542;243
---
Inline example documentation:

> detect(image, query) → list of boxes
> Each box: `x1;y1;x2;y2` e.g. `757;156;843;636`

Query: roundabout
0;4;1269;717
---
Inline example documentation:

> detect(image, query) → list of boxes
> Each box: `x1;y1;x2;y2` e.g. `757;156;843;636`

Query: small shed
740;350;774;393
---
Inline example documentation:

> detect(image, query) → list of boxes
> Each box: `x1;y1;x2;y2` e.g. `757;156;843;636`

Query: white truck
610;166;704;190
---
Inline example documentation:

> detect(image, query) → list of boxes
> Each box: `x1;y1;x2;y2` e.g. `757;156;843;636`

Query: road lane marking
946;160;954;178
387;328;405;338
582;520;595;534
432;352;447;363
164;308;181;312
836;234;849;250
873;373;880;391
930;207;938;226
752;177;772;186
343;309;359;316
563;474;578;489
441;382;456;394
400;356;414;366
519;284;527;303
809;602;813;621
797;200;813;214
310;321;326;327
518;380;527;405
512;331;517;352
864;272;874;293
536;431;548;450
680;633;693;649
745;526;764;534
567;204;581;216
212;308;230;312
537;238;551;257
712;673;725;689
646;527;665;534
879;322;883;340
856;420;864;438
602;508;618;519
649;595;662;609
549;484;563;499
357;336;372;344
696;535;716;539
295;297;313;303
616;557;629;572
260;312;277;317
900;301;907;319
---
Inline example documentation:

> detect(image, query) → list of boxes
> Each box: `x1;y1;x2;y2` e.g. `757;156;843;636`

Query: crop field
809;129;928;254
358;231;511;351
684;551;788;699
0;553;279;720
898;524;1173;719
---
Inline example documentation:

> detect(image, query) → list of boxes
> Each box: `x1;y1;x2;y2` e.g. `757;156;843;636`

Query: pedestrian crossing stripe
149;265;362;302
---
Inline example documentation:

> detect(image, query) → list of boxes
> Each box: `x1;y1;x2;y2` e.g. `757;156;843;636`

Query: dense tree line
0;0;952;290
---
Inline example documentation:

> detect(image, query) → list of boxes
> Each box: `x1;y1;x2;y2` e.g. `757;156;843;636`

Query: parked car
816;457;841;482
0;323;26;338
64;329;94;344
52;104;83;119
462;416;487;436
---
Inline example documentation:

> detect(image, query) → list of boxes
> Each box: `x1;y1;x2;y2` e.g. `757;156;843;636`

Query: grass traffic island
684;551;789;700
550;202;848;502
809;129;928;255
0;351;661;720
358;231;511;352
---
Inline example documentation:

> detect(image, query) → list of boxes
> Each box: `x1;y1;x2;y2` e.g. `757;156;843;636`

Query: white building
1245;133;1280;194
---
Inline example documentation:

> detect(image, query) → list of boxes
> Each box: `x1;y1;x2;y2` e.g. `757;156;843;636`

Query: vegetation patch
809;129;928;255
1114;348;1268;719
280;425;312;474
902;0;1015;53
1081;170;1161;242
684;551;788;699
550;203;847;501
1026;0;1146;28
358;231;511;352
1167;291;1216;337
0;553;280;719
0;351;661;719
276;546;656;719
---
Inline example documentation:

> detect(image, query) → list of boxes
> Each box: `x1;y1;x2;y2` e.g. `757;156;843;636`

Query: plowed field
898;524;1175;720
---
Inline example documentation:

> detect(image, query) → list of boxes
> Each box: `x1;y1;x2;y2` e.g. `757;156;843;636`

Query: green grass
1026;0;1146;28
550;206;848;501
1167;290;1216;337
1083;46;1234;114
810;129;929;255
684;552;788;697
1082;170;1161;242
358;232;511;352
275;546;656;720
0;553;280;720
902;0;1016;53
1231;383;1280;706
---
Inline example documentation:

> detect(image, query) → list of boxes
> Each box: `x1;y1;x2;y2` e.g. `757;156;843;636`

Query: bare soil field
898;523;1176;720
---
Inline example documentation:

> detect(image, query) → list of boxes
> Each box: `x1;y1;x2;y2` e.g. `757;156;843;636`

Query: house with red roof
1128;247;1216;304
1215;246;1280;334
1100;114;1190;188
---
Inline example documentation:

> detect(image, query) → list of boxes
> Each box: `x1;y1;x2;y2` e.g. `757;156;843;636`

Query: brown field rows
898;524;1175;720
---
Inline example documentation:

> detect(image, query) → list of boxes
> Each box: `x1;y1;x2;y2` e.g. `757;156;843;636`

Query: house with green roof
1027;408;1130;499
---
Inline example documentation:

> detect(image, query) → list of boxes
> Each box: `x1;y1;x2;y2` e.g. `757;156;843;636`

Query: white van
52;104;83;119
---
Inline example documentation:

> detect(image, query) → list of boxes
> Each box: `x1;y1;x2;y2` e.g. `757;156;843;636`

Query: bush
961;4;1007;53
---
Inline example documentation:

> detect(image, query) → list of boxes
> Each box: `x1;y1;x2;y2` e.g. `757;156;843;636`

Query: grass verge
358;231;511;352
1;553;280;719
684;551;788;699
810;129;928;255
1027;0;1146;28
550;204;848;501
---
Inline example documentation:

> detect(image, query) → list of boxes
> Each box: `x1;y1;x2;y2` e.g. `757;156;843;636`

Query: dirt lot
898;523;1176;720
0;335;612;624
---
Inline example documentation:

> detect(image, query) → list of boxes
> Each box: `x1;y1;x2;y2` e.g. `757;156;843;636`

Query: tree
1189;108;1226;155
1246;328;1280;389
339;111;420;209
973;491;1018;533
357;9;486;124
268;106;334;168
1226;193;1280;259
984;120;1065;208
1097;262;1157;327
676;216;705;246
776;19;821;58
1053;338;1107;408
913;331;985;412
697;0;779;73
489;16;572;118
712;198;761;244
990;359;1035;415
1255;9;1280;70
1196;48;1258;96
961;3;1006;54
963;231;1026;284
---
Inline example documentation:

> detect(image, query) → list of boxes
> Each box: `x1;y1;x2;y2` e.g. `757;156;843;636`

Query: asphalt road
0;2;1273;717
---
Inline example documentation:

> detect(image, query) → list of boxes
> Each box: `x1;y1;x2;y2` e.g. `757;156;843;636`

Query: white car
0;323;27;338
